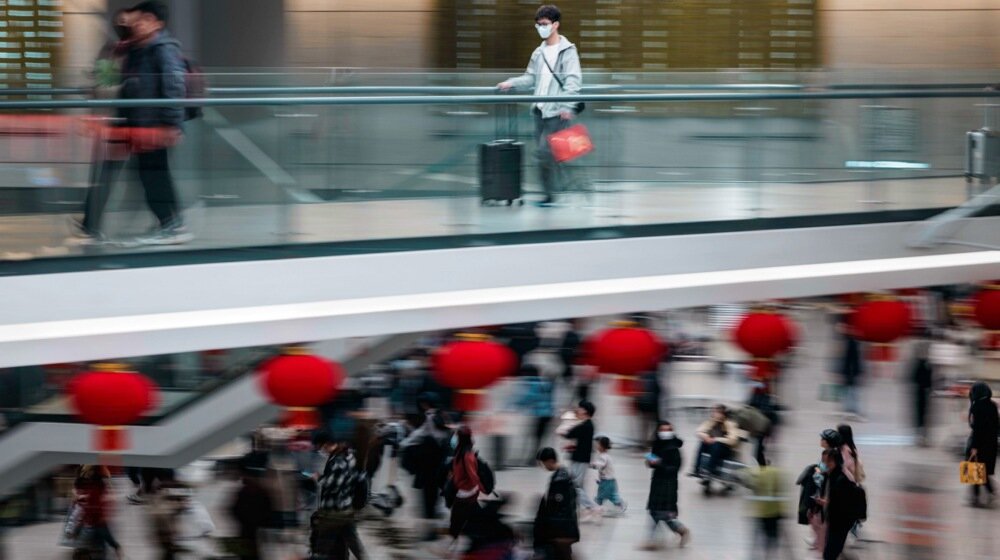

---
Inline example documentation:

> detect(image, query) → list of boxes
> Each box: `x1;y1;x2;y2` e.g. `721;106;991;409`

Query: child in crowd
591;436;627;516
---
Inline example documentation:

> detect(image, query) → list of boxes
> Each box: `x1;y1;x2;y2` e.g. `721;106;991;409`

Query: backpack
476;454;496;495
181;58;206;121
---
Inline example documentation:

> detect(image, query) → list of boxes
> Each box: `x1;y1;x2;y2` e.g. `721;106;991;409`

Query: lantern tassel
454;390;485;412
283;407;320;429
985;331;1000;352
868;343;895;362
611;375;641;397
96;426;127;452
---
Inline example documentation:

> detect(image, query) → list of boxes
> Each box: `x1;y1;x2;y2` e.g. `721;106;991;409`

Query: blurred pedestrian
311;431;368;559
909;336;935;446
557;400;599;520
966;382;998;507
400;392;451;541
641;421;690;550
533;447;579;560
74;465;123;560
836;424;865;485
837;317;866;421
229;461;274;560
634;369;663;449
447;426;484;540
149;484;188;560
693;404;740;480
747;461;787;560
817;449;863;560
513;365;555;465
590;436;626;516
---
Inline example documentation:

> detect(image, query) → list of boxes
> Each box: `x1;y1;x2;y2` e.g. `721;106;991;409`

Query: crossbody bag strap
541;49;565;90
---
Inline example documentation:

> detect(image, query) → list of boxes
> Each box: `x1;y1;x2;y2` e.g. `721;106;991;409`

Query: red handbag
548;123;594;163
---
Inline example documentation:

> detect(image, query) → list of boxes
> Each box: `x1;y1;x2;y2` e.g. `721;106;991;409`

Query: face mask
658;431;674;440
818;463;829;473
114;24;132;40
451;434;458;449
536;24;553;39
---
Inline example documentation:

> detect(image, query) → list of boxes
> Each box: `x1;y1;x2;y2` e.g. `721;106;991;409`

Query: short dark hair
132;0;168;24
578;400;595;417
535;5;561;23
822;448;843;468
594;436;611;450
536;447;558;463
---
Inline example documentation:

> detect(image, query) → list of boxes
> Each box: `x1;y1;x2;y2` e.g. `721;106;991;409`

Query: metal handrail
1;89;1000;110
2;81;995;98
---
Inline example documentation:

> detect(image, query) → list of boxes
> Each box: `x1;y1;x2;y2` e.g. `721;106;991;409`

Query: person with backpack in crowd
590;436;626;516
816;448;863;560
77;0;192;245
642;421;690;550
557;400;599;521
533;447;579;560
311;431;368;559
966;381;998;508
447;426;485;539
497;4;583;207
401;392;451;541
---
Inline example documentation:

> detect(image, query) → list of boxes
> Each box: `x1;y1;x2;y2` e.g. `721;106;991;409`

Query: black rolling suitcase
479;103;523;206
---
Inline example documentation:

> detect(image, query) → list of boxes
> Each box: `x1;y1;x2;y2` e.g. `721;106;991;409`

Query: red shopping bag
548;123;594;163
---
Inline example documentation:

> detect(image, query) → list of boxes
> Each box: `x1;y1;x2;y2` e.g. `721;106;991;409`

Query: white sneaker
137;225;194;246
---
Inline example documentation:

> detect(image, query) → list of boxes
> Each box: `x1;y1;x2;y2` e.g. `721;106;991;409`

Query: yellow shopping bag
960;461;987;485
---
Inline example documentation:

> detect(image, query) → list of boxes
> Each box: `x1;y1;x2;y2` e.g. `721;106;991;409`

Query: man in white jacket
498;4;583;207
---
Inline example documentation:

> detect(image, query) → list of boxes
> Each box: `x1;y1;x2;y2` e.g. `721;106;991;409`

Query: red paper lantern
734;311;796;391
68;363;158;451
584;323;665;396
973;283;1000;350
433;334;517;411
851;298;912;361
259;347;344;428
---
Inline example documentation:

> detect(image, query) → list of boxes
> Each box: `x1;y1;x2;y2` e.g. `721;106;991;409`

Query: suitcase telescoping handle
494;89;518;141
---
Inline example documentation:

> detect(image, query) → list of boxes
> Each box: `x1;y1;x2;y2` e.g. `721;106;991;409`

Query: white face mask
658;431;675;440
536;23;553;39
451;434;459;449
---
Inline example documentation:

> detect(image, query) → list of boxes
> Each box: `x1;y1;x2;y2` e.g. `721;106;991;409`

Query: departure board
436;0;818;70
0;0;63;98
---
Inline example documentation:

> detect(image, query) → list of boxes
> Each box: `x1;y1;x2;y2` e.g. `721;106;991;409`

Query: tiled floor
4;307;996;559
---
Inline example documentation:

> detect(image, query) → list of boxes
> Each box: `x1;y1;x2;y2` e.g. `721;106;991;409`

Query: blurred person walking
448;426;485;539
747;461;788;560
533;448;579;560
909;335;935;446
590;436;626;516
497;4;583;207
816;449;864;560
836;317;866;421
556;400;599;520
692;404;740;480
641;421;690;550
966;382;998;507
73;465;123;560
800;429;842;553
513;365;555;465
229;460;275;560
400;392;451;541
311;431;368;560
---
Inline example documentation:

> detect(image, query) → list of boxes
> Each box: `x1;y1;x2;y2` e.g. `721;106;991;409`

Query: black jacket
796;463;823;525
968;387;999;475
647;436;683;514
120;30;185;127
534;467;579;545
825;467;862;529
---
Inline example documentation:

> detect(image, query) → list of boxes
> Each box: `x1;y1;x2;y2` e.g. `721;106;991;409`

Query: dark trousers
755;435;767;467
823;522;852;560
421;483;439;520
82;148;180;233
972;476;995;498
697;441;732;475
449;495;480;538
541;539;574;560
533;109;570;201
526;416;552;464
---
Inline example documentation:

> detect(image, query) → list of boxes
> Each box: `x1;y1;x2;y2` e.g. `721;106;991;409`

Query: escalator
0;332;424;497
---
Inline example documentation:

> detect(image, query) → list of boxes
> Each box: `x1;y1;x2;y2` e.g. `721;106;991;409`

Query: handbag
541;51;584;114
548;124;594;163
959;460;987;485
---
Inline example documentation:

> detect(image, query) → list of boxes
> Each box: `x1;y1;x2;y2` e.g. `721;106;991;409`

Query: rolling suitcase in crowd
479;103;523;206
